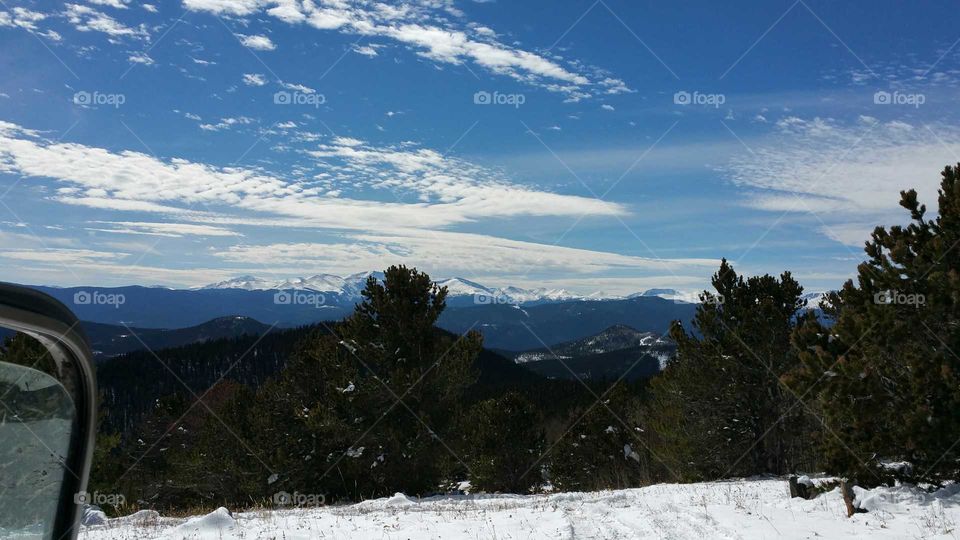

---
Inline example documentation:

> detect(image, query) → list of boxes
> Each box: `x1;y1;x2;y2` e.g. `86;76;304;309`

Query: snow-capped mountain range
201;273;681;305
202;274;833;309
204;272;384;299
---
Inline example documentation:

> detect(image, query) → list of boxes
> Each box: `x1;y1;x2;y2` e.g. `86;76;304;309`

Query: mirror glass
0;331;76;540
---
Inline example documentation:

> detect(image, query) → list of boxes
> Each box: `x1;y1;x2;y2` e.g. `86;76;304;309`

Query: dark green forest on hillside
4;164;959;515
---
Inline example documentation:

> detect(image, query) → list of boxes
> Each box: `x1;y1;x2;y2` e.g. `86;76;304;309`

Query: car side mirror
0;283;97;540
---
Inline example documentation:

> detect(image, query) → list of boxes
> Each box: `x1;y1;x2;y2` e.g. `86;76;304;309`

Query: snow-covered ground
80;478;960;539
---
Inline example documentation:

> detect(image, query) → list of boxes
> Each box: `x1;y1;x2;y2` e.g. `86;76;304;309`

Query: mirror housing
0;283;97;540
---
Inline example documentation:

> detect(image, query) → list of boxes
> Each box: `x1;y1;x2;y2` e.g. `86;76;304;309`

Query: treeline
87;266;614;510
650;164;960;487
6;164;955;513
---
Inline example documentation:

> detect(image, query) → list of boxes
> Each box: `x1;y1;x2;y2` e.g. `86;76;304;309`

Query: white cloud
330;136;363;146
183;0;261;16
39;29;62;41
472;25;495;37
0;248;126;264
266;0;306;23
182;0;623;99
65;4;149;39
280;81;315;93
242;73;267;86
198;116;254;131
214;230;718;285
87;0;130;8
0;249;240;287
236;33;276;51
57;196;191;214
305;136;627;219
601;104;615;111
0;7;46;31
142;4;158;13
0;120;733;289
87;221;240;237
128;52;154;64
352;44;382;57
816;223;876;247
723;115;960;245
600;78;633;95
0;120;625;233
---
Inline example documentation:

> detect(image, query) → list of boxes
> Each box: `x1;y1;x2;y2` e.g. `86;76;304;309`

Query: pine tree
251;330;370;500
254;266;483;500
550;384;648;490
112;392;192;509
0;332;57;378
789;164;960;486
648;260;814;480
172;381;263;508
461;391;544;493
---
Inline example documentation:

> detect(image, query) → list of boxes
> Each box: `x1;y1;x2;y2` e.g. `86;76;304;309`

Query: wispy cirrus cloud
183;0;627;100
86;221;241;237
0;118;714;289
87;0;132;9
304;135;626;217
0;120;624;230
723;115;960;245
0;247;127;264
214;229;718;283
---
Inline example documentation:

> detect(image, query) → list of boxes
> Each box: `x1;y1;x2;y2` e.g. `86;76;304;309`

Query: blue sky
1;0;960;295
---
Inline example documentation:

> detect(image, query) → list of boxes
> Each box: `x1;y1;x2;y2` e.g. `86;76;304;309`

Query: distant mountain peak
801;291;832;310
436;277;491;295
642;288;680;296
203;276;279;291
601;323;643;333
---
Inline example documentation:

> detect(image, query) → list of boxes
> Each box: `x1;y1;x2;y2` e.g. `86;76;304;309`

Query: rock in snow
170;507;236;538
385;492;416;507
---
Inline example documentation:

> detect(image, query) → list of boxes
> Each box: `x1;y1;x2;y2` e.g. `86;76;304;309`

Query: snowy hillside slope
80;478;960;539
512;324;670;363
